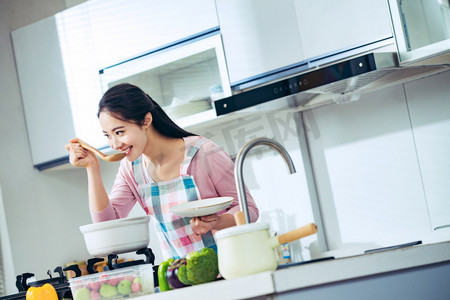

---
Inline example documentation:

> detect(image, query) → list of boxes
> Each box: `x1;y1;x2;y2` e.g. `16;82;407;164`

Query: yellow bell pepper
26;283;58;300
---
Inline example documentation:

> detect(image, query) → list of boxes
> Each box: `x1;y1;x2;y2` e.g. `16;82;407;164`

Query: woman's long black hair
98;83;196;138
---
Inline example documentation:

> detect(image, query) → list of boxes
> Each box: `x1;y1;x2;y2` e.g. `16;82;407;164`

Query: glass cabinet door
388;0;450;65
99;33;231;129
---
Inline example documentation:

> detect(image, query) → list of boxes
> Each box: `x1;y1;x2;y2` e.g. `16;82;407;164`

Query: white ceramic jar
215;223;279;279
215;222;318;279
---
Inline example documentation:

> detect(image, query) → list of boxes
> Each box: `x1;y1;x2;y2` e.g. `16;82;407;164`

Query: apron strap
180;137;208;175
132;157;145;199
134;136;208;185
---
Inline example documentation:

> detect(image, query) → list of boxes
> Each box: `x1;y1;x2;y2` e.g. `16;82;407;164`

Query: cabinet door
88;0;219;69
215;0;304;86
12;5;104;169
294;0;393;59
216;0;392;88
388;0;450;65
12;16;75;166
405;70;450;231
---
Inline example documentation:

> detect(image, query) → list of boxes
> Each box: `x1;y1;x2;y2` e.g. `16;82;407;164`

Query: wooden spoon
78;139;126;162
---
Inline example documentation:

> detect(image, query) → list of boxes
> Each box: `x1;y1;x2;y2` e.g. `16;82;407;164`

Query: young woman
66;83;258;260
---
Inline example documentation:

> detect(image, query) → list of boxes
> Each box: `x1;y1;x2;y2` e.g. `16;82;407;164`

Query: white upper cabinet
99;33;232;129
216;0;393;87
12;3;105;169
294;0;392;60
387;0;450;65
215;0;304;86
11;12;96;168
88;0;219;69
12;4;105;168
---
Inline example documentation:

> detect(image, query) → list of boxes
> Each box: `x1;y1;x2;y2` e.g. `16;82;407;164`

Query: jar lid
214;222;269;239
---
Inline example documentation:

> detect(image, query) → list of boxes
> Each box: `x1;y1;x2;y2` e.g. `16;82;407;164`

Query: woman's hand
190;214;219;235
65;138;98;169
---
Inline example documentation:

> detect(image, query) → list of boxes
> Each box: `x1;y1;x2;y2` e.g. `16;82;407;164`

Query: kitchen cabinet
388;0;450;65
87;0;219;69
215;0;304;87
293;0;392;60
99;33;232;129
12;15;70;167
404;69;450;232
216;0;392;89
12;0;222;170
12;3;104;170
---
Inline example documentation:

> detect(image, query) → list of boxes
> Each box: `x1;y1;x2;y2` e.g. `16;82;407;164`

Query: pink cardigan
91;136;259;223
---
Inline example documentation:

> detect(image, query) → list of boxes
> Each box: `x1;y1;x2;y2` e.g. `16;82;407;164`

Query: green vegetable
165;248;219;290
170;247;218;286
158;258;174;292
185;247;219;285
167;258;190;288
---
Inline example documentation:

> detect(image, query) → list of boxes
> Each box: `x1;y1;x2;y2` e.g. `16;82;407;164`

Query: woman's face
99;112;148;162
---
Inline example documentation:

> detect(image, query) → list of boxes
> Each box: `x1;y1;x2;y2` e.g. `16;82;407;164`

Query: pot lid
79;215;150;233
214;222;270;239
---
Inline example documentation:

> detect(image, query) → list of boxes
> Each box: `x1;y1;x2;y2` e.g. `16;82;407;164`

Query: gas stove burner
86;247;159;288
107;247;155;270
3;265;78;300
86;247;156;274
27;267;65;288
14;265;78;293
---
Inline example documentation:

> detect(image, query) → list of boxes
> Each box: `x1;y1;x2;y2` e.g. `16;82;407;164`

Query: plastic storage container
69;264;154;300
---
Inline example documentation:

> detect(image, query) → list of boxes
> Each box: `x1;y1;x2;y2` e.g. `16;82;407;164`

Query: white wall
0;186;14;294
304;69;450;256
404;70;450;231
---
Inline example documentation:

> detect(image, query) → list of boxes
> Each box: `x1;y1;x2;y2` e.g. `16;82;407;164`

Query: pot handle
277;223;317;245
234;211;246;226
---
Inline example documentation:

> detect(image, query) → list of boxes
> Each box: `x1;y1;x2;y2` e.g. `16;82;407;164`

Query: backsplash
304;69;450;254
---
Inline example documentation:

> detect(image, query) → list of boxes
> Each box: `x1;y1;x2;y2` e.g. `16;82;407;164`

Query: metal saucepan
214;222;317;279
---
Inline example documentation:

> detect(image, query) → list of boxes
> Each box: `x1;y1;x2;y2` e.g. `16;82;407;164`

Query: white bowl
79;216;150;257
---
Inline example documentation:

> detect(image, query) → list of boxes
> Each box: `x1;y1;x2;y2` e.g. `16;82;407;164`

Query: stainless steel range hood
214;41;450;116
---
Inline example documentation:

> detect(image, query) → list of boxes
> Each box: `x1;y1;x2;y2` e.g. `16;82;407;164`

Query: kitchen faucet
234;137;296;224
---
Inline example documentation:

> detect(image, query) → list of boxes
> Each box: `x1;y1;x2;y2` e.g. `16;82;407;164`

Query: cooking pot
79;216;150;257
215;222;317;279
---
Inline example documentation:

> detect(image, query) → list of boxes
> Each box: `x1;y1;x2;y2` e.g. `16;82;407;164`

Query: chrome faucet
234;137;296;224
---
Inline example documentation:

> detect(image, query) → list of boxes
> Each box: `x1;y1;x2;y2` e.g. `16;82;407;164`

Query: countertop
137;241;450;299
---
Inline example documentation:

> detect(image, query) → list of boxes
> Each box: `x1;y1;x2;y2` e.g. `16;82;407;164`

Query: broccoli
185;247;219;285
166;247;219;288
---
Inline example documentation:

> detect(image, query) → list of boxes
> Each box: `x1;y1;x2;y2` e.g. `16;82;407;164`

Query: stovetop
0;247;157;300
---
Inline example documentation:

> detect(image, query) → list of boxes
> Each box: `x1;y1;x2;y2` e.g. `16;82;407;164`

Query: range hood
215;40;450;116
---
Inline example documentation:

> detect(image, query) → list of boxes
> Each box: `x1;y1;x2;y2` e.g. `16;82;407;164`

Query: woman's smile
123;146;132;155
